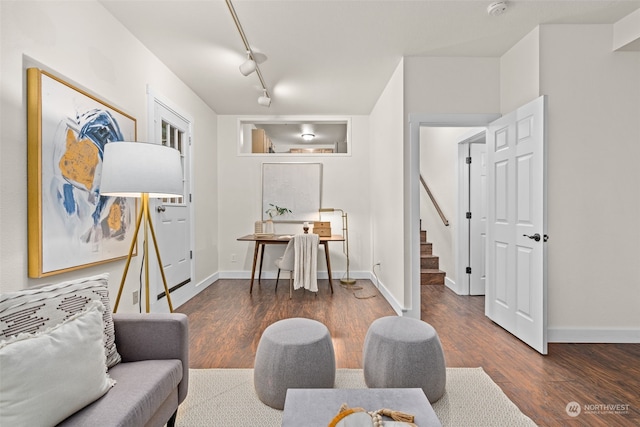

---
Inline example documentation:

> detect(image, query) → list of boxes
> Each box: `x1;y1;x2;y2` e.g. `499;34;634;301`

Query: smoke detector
487;1;508;17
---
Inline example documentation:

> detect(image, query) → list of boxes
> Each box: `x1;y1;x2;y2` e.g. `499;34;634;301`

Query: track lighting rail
225;0;270;101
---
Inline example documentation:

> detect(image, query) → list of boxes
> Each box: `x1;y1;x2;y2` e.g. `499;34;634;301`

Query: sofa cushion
57;359;183;427
0;273;121;368
0;301;115;427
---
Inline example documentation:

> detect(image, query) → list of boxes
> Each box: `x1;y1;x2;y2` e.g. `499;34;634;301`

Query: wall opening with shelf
238;118;350;155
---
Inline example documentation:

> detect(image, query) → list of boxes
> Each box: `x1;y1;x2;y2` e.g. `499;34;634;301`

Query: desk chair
275;234;319;298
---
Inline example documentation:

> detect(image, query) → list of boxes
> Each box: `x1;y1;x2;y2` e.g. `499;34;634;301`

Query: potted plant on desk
264;204;292;234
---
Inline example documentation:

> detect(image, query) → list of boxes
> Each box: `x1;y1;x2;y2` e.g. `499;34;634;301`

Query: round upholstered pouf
254;318;336;409
363;316;446;403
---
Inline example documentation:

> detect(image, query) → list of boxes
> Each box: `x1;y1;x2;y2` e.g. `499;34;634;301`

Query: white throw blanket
293;234;318;292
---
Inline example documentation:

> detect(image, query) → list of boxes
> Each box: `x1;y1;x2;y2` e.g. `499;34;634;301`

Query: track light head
258;90;271;107
239;51;257;76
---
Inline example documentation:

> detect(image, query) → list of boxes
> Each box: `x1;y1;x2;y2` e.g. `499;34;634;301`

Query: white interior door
470;142;487;295
485;96;548;354
150;101;191;309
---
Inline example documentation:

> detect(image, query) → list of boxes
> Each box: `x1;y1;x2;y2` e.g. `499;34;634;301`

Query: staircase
420;229;445;286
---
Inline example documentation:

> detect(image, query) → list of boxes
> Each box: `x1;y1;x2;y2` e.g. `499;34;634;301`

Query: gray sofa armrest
112;313;189;404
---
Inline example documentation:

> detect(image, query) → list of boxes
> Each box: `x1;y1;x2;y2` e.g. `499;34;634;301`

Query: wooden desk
237;234;344;293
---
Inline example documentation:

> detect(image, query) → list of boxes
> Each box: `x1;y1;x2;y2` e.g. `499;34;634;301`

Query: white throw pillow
0;301;116;426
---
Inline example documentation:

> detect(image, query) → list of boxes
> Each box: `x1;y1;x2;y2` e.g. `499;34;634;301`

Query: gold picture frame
27;68;138;277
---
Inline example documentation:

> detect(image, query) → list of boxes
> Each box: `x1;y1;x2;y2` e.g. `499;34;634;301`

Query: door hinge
466;212;472;219
189;194;192;203
466;156;472;164
190;250;193;260
466;267;472;274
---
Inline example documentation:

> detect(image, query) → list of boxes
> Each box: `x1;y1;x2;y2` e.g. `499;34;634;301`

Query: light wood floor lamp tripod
100;142;183;313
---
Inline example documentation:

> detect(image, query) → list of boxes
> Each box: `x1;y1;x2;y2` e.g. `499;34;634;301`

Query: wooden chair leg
275;269;281;292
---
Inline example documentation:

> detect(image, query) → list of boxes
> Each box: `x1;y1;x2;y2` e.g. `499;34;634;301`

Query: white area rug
176;368;536;426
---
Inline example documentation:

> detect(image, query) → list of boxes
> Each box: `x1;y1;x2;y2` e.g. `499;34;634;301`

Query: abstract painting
262;162;322;222
27;68;137;277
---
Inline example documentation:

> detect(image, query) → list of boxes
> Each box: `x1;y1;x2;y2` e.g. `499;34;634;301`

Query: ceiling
99;0;640;116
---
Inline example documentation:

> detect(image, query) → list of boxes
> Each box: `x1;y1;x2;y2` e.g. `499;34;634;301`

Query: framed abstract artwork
27;68;138;277
262;162;322;222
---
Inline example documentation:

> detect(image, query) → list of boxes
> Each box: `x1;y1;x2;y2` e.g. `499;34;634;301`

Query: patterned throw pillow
0;273;121;368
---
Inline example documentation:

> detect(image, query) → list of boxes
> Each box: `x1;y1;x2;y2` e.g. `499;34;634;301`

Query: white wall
538;25;640;338
216;115;371;283
0;1;218;312
404;57;501;114
369;60;406;313
500;27;540;114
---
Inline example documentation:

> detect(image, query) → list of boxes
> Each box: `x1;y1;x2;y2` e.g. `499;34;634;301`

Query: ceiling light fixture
226;0;271;107
258;89;271;107
487;1;508;17
301;133;315;141
239;51;257;76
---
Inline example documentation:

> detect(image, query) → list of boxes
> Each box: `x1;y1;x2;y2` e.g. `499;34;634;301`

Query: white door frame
146;86;195;313
406;114;500;319
454;129;487;296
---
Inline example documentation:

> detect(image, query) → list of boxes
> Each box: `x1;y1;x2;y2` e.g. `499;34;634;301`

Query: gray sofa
57;313;189;427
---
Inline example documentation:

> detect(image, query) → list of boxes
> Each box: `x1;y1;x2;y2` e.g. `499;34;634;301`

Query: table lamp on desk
319;208;355;285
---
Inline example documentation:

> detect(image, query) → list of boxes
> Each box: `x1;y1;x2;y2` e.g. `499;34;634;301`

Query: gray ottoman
363;316;446;403
254;318;336;409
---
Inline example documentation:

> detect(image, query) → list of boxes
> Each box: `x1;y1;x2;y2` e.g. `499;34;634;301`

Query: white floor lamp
100;142;183;313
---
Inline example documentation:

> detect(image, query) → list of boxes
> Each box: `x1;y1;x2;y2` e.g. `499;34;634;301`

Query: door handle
157;205;166;213
523;233;541;242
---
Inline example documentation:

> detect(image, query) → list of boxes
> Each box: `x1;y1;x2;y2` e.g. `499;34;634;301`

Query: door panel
486;96;547;354
150;101;191;308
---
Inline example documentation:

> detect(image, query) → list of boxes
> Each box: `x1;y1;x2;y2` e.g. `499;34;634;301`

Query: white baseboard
156;272;216;312
444;277;464;294
367;272;406;316
548;328;640;343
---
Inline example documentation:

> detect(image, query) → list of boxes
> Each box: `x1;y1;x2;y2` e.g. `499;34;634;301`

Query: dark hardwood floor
177;279;640;426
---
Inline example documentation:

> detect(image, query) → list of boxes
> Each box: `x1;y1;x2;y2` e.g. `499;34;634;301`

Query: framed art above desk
262;163;322;222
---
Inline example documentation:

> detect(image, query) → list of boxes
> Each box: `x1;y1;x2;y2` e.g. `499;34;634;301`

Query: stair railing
420;174;449;227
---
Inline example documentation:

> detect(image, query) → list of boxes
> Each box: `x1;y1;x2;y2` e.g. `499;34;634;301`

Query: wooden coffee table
281;388;442;427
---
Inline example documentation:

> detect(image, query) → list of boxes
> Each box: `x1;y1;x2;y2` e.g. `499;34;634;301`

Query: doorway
147;91;193;313
410;96;548;354
420;126;484;294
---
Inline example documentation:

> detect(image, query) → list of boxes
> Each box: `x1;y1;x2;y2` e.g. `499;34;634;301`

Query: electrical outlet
231;254;237;263
132;290;139;305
